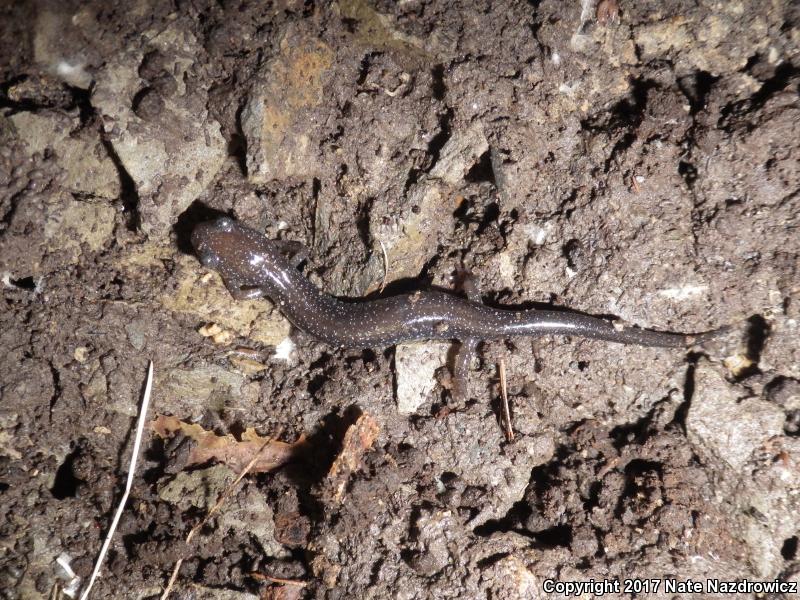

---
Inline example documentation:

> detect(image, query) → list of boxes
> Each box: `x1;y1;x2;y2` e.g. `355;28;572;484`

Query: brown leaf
151;415;304;473
326;413;380;502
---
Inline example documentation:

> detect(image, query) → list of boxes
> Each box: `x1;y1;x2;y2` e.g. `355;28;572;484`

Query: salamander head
191;217;279;285
191;217;238;269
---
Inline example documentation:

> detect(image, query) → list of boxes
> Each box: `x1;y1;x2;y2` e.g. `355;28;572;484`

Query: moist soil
1;1;799;599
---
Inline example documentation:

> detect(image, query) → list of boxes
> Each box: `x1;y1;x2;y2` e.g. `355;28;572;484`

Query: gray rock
92;24;226;235
8;110;120;199
220;487;289;559
395;342;450;414
738;437;800;577
156;363;259;420
158;464;236;510
687;360;785;471
422;410;555;525
43;196;117;262
429;122;488;186
369;182;450;282
241;32;333;184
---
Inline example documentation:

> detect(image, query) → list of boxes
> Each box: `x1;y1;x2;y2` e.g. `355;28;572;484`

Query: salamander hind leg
450;268;482;403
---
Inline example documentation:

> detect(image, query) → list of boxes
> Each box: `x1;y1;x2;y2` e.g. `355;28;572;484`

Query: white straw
79;361;154;600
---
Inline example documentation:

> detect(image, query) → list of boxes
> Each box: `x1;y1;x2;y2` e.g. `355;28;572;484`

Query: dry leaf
151;415;304;473
260;583;304;600
327;414;380;502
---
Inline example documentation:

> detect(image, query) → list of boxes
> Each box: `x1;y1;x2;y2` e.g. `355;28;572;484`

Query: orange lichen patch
243;33;334;182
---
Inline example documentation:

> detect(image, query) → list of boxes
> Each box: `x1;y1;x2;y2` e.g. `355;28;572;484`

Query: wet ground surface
1;1;799;598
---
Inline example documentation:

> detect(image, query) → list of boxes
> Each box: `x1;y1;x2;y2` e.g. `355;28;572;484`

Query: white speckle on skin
551;52;561;66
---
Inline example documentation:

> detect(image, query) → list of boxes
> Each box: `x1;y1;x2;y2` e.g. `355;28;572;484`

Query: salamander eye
215;216;236;231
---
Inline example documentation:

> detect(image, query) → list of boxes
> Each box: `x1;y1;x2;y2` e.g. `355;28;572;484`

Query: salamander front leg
222;276;266;301
274;240;310;268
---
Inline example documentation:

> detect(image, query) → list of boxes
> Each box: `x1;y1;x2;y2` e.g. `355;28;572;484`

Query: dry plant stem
254;574;308;587
79;361;155;600
160;437;274;600
379;238;389;293
499;359;514;441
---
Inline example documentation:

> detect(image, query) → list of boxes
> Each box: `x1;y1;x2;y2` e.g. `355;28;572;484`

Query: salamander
191;216;719;394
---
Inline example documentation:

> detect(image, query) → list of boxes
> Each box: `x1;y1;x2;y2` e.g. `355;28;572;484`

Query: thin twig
160;436;274;599
79;361;154;600
251;573;308;587
499;359;514;441
378;239;389;293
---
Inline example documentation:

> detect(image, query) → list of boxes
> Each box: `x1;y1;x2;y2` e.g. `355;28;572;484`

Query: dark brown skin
192;217;721;395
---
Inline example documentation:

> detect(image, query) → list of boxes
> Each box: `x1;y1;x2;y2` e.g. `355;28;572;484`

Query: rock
241;30;333;184
7;110;120;199
156;363;259;419
158;464;235;510
486;555;542;599
407;508;457;576
686;360;785;471
364;124;488;284
760;315;800;380
219;487;289;558
92;23;226;235
488;118;583;215
739;438;800;576
370;183;451;282
429;122;488;187
765;376;800;410
634;5;770;76
394;342;450;414
79;361;109;409
423;410;556;525
33;7;93;88
124;320;147;351
44;196;116;263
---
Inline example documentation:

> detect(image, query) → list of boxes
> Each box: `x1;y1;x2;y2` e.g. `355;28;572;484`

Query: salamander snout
190;221;212;251
191;218;234;269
